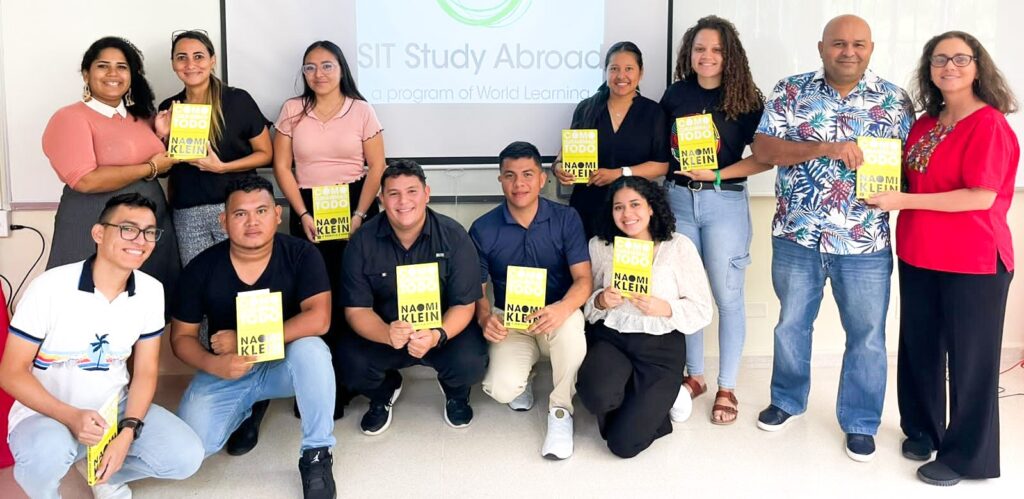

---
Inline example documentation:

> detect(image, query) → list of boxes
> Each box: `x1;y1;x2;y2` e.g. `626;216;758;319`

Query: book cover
612;236;654;298
396;262;443;330
312;184;351;241
561;129;598;184
86;392;119;486
675;114;719;171
503;266;547;331
856;136;902;199
235;289;285;362
167;103;212;160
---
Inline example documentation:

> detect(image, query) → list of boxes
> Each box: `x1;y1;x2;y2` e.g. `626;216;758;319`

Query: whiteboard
671;0;1024;195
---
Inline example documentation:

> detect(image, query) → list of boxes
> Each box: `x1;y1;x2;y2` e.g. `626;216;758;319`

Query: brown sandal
681;376;707;399
710;390;738;425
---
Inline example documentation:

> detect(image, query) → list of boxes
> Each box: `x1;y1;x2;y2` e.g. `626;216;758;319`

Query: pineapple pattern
756;69;915;254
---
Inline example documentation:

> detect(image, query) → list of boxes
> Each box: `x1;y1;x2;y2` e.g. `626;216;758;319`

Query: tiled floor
2;359;1023;498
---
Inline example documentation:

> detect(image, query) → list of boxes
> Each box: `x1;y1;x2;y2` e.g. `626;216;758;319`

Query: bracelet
713;169;722;187
299;211;312;219
144;160;158;181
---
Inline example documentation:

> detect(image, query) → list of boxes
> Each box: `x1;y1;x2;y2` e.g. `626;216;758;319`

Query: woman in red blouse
868;31;1018;487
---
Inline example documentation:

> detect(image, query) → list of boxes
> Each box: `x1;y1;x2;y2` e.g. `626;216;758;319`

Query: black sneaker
902;433;934;461
226;399;270;456
360;382;402;436
917;461;962;486
439;383;473;428
845;433;876;462
298;447;336;499
756;404;800;432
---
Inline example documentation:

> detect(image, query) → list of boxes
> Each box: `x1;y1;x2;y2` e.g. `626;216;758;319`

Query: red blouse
896;106;1019;274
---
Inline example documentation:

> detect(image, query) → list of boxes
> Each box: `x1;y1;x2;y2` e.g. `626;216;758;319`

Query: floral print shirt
757;69;915;254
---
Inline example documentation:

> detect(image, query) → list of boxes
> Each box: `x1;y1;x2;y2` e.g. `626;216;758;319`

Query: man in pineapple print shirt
0;194;203;499
750;15;914;462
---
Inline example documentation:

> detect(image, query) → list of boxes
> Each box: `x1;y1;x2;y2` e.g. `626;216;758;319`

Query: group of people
0;11;1018;499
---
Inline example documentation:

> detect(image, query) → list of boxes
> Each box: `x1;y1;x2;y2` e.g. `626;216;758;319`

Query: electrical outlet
0;210;10;238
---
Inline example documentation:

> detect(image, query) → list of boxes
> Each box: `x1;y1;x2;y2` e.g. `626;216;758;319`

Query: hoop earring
82;84;92;102
124;88;134;107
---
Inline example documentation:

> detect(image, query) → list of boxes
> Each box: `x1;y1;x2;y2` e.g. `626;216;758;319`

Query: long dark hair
574;41;644;128
171;30;225;150
913;31;1018;117
289;41;365;125
595;177;675;244
674;15;763;120
81;37;155;119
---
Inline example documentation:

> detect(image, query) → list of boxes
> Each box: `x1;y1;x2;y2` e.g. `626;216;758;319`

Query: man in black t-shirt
339;160;487;435
171;176;336;499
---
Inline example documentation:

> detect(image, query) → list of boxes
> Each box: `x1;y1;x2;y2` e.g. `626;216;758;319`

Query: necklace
315;96;345;121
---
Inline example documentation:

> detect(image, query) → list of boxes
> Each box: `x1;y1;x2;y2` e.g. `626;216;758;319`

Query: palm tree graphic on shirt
82;333;111;371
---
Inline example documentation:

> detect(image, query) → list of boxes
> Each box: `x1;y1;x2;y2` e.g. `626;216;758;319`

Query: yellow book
675;114;719;171
396;262;443;330
612;236;654;298
168;103;212;160
856;137;902;199
312;184;351;242
503;266;547;331
236;290;285;362
86;392;119;486
561;129;598;184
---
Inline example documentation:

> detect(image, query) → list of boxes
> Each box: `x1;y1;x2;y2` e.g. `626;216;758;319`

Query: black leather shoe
917;461;962;486
902;433;934;461
226;399;270;456
756;404;800;431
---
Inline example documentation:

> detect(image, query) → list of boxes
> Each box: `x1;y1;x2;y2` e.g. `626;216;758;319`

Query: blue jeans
177;337;336;456
770;237;891;435
666;181;752;389
9;402;203;499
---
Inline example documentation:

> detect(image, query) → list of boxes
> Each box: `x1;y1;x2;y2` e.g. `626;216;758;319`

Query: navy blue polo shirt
469;198;590;310
342;208;482;324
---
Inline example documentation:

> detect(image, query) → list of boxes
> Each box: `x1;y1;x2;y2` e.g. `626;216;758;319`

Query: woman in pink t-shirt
272;40;386;418
868;31;1018;487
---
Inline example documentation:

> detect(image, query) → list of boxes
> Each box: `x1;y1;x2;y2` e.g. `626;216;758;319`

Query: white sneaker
92;481;132;499
541;407;574;460
669;386;693;423
507;380;535;411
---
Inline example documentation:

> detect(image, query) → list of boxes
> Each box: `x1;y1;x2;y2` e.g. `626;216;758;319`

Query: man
469;141;591;459
339;159;487;434
171;176;337;499
0;193;202;499
750;14;914;462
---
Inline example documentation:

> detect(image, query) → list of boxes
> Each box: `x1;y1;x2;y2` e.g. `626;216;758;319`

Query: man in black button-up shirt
339;160;487;435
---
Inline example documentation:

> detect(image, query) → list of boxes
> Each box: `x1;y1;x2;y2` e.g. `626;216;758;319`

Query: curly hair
594;177;676;244
912;31;1018;117
81;37;156;119
674;15;763;120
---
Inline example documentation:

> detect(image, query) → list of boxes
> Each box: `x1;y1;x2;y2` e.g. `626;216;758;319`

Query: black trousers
337;322;489;402
897;259;1012;478
576;321;686;458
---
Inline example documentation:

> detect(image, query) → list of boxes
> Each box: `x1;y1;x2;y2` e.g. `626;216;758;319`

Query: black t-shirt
342;208;482;327
567;94;669;236
659;78;763;183
159;85;270;209
173;233;330;348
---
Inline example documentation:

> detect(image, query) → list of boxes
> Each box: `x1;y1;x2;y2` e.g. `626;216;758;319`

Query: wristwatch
353;210;368;220
621;166;633;177
118;417;145;440
433;327;448;348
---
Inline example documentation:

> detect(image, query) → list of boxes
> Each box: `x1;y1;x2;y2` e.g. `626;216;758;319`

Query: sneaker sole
361;384;402;436
756;413;801;432
439;381;472;429
542;450;571;460
902;449;933;461
846;445;876;463
917;469;961;487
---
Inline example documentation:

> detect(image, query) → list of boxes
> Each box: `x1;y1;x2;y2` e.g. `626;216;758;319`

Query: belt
674;179;745;192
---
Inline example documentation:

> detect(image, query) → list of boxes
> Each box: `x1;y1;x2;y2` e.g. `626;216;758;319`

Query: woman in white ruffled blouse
576;176;713;458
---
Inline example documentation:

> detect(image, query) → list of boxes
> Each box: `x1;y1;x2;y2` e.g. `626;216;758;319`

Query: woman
576;177;712;458
272;40;385;418
553;42;670;239
660;15;770;425
867;31;1018;486
42;37;178;295
158;30;272;266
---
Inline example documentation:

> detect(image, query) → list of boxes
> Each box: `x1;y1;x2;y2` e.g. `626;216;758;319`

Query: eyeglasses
302;62;337;75
171;29;210;44
929;54;976;68
101;223;163;242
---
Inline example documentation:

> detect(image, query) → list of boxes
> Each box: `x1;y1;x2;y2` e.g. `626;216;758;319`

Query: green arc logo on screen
436;0;531;27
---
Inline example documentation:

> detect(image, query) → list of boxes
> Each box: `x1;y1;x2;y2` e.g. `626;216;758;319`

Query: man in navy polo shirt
470;141;592;460
339;160;487;435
